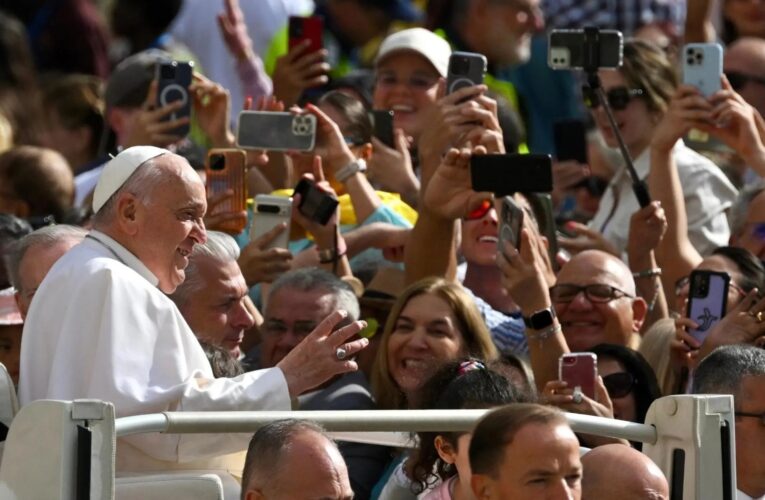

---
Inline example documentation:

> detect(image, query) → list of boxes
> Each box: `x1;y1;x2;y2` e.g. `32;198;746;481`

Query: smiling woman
371;277;498;410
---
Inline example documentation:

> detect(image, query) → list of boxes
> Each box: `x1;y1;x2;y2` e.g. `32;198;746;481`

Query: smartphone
470;154;553;196
553;118;588;165
548;29;623;70
237;111;317;152
294;178;339;226
251;195;292;249
155;60;194;137
559;353;598;400
288;16;323;53
498;195;524;252
371;110;395;148
446;51;487;95
686;270;730;343
683;43;723;97
205;149;247;234
527;193;560;271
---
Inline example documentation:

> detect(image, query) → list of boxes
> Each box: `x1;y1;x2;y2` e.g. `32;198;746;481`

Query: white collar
86;230;160;287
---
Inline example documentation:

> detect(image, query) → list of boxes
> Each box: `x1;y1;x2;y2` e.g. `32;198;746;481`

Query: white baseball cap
92;146;169;213
375;28;452;77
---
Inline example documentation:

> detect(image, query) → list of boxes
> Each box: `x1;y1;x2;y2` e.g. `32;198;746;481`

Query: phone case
447;52;487;95
205;149;247;234
237;111;317;152
553;118;588;165
289;16;323;53
470;154;553;196
527;193;560;271
372;110;395;148
499;196;524;252
686;270;730;343
294;178;338;226
251;195;292;250
155;61;193;137
548;29;623;70
683;43;723;97
559;353;598;400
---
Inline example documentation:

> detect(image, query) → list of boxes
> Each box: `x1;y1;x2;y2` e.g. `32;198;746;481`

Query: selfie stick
581;27;651;208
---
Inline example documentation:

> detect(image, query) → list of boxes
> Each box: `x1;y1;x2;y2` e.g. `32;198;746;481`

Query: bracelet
526;323;562;345
317;231;347;264
632;267;662;279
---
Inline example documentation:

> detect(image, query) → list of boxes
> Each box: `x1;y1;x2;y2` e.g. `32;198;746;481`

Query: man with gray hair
240;419;353;500
5;224;87;318
693;345;765;500
18;147;368;497
169;230;255;359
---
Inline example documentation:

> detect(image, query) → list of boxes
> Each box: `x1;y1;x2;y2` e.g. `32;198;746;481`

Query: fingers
207;189;234;208
594;375;610;406
312;155;326;182
306;310;350;341
205;211;247;230
440;84;487;105
143;80;159;110
394;127;409;154
252;221;287;247
331;317;368;345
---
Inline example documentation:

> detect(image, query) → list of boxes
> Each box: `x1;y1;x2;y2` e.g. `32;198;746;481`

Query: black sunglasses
583;86;645;111
603;372;636;399
726;71;765;91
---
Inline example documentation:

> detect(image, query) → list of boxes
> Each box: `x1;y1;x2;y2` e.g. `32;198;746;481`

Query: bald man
552;250;648;352
582;444;668;500
724;38;765;118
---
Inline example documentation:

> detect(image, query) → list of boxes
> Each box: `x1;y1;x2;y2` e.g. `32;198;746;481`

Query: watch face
530;309;555;330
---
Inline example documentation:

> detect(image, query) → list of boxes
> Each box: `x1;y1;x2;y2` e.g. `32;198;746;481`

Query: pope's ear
115;192;140;234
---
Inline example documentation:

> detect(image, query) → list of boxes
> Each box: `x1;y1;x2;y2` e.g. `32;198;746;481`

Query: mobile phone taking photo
293;178;339;226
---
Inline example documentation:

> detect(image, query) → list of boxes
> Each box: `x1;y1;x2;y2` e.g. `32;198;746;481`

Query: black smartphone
447;51;487;95
499;195;524;251
155;60;193;137
553;118;588;165
372;110;395;148
548;29;623;70
527;193;561;271
686;270;730;344
470;154;553;196
293;178;339;226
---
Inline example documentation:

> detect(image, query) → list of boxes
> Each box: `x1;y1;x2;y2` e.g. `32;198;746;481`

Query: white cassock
18;230;291;486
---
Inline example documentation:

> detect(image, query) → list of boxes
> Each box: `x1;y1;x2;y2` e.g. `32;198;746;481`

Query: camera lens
257;204;280;214
209;154;225;171
160;63;176;80
289;20;303;37
686;57;695;65
449;56;470;76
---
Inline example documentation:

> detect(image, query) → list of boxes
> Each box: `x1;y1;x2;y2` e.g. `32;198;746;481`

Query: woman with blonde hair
371;277;498;410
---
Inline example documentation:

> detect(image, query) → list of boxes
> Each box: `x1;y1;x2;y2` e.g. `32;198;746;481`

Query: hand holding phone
293;178;339;226
499;196;524;252
155;60;194;137
686;270;730;343
447;52;487;96
683;43;723;97
559;353;598;400
205;149;248;234
251;195;293;250
237;111;317;151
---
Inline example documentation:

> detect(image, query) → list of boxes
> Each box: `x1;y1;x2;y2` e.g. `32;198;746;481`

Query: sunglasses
726;71;765;91
583;86;645;111
465;199;494;220
549;284;634;304
603;372;636;399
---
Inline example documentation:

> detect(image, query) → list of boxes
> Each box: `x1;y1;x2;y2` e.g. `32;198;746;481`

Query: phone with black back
237;111;317;151
686;270;730;343
553;118;588;165
447;52;487;95
548;29;623;70
372;110;395;148
498;195;524;252
288;16;323;53
155;60;193;137
470;154;553;196
294;178;339;226
527;193;560;271
559;353;598;400
683;43;723;97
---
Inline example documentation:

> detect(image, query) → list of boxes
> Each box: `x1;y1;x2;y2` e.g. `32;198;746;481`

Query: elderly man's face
735;374;765;498
472;422;582;500
260;287;336;367
133;156;207;293
554;252;642;352
17;238;81;318
179;255;254;359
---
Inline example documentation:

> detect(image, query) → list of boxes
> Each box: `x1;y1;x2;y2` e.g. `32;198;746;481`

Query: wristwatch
335;158;367;182
523;307;556;330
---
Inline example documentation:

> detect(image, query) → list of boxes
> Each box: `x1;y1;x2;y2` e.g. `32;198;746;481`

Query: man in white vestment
17;146;368;495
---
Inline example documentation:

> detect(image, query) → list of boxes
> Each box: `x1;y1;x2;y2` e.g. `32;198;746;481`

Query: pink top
421;476;457;500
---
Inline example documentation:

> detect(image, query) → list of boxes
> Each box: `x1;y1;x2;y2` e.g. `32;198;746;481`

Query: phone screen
686;270;729;343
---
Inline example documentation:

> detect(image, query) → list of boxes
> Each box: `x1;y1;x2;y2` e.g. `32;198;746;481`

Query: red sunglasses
465;200;493;220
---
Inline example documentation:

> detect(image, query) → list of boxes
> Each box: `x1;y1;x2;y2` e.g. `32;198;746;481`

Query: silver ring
335;347;348;361
572;390;583;404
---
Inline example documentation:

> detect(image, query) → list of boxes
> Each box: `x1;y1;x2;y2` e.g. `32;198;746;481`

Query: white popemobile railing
0;395;737;500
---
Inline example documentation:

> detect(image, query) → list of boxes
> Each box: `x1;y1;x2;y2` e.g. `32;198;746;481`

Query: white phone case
251;195;292;250
683;43;723;97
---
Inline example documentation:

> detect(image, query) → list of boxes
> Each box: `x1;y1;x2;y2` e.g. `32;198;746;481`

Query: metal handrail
115;409;657;444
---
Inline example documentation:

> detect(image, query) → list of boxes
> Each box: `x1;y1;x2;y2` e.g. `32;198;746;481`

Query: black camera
294;178;338;225
160;64;176;80
209;154;226;171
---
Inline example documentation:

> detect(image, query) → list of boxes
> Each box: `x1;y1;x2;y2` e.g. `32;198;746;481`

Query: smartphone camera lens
289;20;303;37
160;63;176;80
210;154;226;171
450;56;470;76
257;204;280;214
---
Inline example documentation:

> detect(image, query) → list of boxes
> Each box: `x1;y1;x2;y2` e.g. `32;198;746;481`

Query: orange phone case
205;148;248;234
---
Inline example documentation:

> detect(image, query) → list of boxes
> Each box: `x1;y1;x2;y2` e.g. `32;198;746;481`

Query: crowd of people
1;0;765;499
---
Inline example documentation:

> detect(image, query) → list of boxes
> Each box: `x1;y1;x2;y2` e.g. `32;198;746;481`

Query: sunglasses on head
602;372;636;399
726;71;765;91
583;86;645;111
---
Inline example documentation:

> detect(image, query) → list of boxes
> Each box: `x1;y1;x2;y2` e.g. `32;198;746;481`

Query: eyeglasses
674;274;747;297
465;199;494;220
549;284;634;303
603;372;636;399
735;411;765;425
583;86;645;111
726;71;765;91
374;71;439;91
